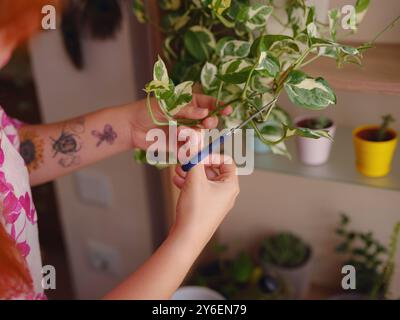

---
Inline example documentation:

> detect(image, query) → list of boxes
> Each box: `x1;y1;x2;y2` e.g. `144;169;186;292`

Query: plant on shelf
259;232;312;298
377;114;396;142
335;213;400;299
131;0;400;160
192;243;290;299
353;114;397;177
260;232;310;268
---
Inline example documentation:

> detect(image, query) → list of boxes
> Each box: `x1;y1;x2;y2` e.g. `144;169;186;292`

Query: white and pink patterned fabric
0;106;45;300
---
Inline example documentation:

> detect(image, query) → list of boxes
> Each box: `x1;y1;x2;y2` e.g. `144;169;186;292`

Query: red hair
0;224;33;299
0;0;62;47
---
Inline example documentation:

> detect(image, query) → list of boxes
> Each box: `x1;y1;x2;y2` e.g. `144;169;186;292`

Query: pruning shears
181;97;278;172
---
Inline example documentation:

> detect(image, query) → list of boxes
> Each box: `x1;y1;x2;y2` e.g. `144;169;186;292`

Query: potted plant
259;232;313;299
192;244;291;299
295;115;336;165
130;0;395;162
334;213;400;300
353;114;397;177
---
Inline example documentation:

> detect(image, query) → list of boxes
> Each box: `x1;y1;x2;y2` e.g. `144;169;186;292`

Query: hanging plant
133;0;397;158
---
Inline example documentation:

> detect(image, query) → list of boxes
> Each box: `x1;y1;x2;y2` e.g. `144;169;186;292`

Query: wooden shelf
254;126;400;191
304;43;400;96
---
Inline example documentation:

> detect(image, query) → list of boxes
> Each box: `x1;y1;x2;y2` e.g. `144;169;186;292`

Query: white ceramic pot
171;286;225;300
295;116;336;166
261;249;313;300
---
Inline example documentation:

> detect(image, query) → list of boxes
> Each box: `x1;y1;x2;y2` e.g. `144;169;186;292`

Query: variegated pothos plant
133;0;373;158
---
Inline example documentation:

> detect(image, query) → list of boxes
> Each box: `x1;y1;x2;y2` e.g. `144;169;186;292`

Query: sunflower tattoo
20;131;44;173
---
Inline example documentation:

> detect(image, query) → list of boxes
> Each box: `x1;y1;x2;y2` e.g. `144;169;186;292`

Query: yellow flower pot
353;126;398;177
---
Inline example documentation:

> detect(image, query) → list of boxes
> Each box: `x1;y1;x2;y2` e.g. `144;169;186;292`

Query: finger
193;94;217;111
204;166;219;180
221;105;233;116
201;116;219;129
173;175;185;189
176;105;208;119
203;154;237;179
175;165;188;179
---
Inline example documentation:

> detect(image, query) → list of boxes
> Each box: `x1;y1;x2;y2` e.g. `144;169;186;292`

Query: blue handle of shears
181;135;226;172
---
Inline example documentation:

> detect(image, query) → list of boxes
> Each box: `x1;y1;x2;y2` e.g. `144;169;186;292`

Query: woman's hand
130;94;232;150
172;155;240;250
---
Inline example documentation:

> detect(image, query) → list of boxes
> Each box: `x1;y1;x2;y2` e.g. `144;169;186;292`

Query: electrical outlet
86;240;122;278
75;171;113;207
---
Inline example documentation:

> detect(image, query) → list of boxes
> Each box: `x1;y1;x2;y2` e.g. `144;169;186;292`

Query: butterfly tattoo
91;124;118;147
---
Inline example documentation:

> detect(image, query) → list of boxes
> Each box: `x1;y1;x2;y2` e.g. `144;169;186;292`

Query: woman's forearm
103;226;205;300
18;104;136;186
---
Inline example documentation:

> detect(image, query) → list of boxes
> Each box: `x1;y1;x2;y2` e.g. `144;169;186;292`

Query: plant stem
146;93;170;126
299;53;321;68
370;15;400;45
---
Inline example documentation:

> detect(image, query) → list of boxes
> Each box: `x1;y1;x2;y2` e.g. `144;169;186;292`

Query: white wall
30;4;155;299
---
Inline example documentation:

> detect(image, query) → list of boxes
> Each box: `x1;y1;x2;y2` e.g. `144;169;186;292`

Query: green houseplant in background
259;232;313;299
335;213;400;300
131;0;389;160
192;244;290;299
353;114;397;177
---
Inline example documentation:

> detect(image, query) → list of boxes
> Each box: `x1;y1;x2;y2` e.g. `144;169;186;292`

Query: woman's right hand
172;155;240;250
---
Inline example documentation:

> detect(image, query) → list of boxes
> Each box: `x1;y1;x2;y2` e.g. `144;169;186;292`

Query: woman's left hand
129;94;232;150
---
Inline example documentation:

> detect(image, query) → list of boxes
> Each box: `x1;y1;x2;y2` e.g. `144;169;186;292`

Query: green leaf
132;0;147;23
328;8;341;40
255;51;280;77
162;10;192;31
238;3;273;30
250;35;293;57
355;0;370;24
250;74;274;93
201;62;218;92
184;26;216;61
159;0;181;11
229;252;254;284
134;149;147;164
284;125;333;140
219;59;252;84
158;81;194;115
153;56;169;84
220;40;251;60
210;0;231;15
284;70;337;110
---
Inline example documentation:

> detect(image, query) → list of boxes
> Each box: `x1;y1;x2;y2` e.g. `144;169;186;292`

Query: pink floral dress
0;106;45;299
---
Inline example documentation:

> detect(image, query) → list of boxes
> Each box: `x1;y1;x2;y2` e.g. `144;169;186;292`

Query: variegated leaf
201;62;218;91
220;40;251;60
284;70;336;110
153;57;169;85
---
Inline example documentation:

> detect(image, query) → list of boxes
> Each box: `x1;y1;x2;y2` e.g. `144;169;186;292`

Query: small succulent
260;232;310;268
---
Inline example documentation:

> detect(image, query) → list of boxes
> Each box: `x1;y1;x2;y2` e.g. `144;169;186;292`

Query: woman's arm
104;157;239;300
18;95;231;186
19;103;135;186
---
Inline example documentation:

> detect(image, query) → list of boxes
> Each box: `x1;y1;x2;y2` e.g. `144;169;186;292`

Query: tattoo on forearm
20;131;44;173
91;124;117;147
50;117;85;168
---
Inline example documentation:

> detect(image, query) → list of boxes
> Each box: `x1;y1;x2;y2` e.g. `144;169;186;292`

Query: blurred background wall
29;1;165;299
